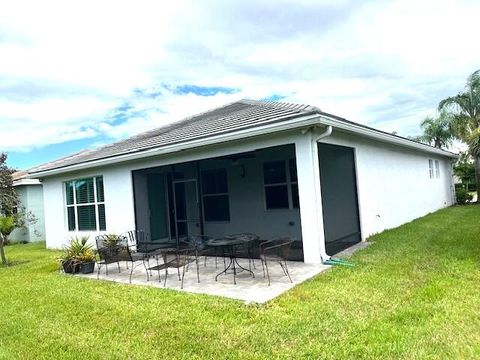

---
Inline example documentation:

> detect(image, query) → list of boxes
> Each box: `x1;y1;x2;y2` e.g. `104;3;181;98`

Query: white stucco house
28;100;457;263
10;171;45;243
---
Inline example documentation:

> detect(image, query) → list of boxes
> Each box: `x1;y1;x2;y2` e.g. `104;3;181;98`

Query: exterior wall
41;127;455;263
10;187;29;243
42;131;314;252
10;184;45;242
318;130;454;239
200;146;301;241
43;165;136;249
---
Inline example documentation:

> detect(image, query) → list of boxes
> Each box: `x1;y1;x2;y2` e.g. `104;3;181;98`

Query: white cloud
0;0;479;154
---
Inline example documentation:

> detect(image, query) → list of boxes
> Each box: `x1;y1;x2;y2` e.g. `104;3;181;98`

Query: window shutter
76;178;95;204
77;205;97;231
98;204;106;230
96;177;105;202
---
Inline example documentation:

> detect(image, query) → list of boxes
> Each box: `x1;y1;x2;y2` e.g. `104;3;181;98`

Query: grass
1;205;480;359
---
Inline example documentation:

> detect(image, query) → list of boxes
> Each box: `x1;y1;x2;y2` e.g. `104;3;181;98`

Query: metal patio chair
95;235;145;283
181;234;228;270
180;235;211;263
259;237;294;286
146;247;198;289
125;229;151;265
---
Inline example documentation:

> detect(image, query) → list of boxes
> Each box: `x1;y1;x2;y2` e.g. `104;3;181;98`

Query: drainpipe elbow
314;125;333;143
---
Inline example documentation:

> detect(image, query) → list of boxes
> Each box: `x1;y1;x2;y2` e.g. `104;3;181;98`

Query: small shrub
103;234;121;247
456;188;473;205
77;248;96;263
59;236;93;262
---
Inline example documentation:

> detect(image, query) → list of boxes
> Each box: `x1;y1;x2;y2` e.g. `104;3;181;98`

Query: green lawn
1;206;480;359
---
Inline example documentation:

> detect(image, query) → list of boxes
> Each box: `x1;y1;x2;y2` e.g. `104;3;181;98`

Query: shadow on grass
0;260;31;267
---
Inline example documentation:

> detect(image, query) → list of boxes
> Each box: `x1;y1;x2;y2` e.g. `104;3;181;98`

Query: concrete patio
75;256;331;303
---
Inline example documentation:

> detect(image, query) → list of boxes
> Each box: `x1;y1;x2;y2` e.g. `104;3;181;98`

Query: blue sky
1;0;479;170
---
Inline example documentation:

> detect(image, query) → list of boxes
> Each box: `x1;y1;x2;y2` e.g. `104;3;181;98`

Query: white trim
262;159;298;211
30;115;323;177
13;178;41;186
317;114;458;158
65;176;105;232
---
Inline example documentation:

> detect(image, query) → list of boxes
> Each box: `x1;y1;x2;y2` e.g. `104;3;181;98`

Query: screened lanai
132;144;304;261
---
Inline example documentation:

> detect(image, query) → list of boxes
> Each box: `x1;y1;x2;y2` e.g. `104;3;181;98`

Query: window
434;160;440;178
65;176;106;231
263;159;299;210
201;169;230;221
428;159;434;179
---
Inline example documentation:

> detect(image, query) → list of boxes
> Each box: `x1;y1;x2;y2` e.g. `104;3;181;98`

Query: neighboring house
10;171;45;243
27;100;457;263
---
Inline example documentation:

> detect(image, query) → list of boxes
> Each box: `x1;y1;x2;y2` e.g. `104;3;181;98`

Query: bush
59;236;93;262
456;188;474;205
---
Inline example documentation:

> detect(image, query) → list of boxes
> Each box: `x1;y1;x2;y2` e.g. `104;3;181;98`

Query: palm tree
417;110;454;148
439;69;480;202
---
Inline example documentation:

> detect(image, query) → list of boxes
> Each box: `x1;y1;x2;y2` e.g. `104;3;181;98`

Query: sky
0;0;479;170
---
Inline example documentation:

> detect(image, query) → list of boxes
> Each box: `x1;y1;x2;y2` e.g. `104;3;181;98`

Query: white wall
41;127;455;264
42;165;136;248
10;184;45;243
42;131;306;249
318;130;454;239
200;146;302;240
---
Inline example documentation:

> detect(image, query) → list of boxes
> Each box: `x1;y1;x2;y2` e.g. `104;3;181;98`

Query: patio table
207;238;255;285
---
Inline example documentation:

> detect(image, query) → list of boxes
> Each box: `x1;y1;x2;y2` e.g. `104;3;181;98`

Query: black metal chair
126;229;174;281
259;237;294;286
226;233;259;271
181;234;221;268
126;229;149;252
146;248;197;289
95;235;145;283
125;230;151;265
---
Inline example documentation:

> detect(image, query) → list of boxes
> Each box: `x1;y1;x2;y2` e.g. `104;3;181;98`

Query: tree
0;152;19;265
0;152;18;215
0;216;15;264
439;69;480;202
454;152;476;190
417;110;454;148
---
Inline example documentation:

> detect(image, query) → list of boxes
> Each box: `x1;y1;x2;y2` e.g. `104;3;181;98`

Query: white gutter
311;126;333;262
29;114;323;178
13;178;41;186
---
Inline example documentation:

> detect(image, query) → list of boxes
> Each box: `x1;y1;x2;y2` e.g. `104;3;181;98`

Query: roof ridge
241;99;321;113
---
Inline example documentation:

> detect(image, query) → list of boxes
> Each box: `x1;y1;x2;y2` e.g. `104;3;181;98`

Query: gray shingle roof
29;100;320;174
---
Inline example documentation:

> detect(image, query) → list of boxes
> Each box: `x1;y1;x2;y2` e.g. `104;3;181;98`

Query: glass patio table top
206;238;247;247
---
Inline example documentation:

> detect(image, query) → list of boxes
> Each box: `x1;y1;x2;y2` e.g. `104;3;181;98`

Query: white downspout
311;125;333;262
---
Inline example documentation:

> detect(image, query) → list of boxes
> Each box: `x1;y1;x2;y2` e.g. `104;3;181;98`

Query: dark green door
318;143;361;255
147;174;169;241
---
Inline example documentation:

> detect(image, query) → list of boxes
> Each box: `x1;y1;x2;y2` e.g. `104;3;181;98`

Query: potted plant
104;234;121;247
78;248;96;274
59;236;93;274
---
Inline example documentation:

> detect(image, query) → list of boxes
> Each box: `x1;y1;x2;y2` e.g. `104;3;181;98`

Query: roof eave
28;113;323;178
29;111;458;179
317;114;459;159
13;178;42;186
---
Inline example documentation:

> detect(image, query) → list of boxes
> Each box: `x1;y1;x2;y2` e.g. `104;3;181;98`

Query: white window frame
65;176;105;232
428;159;434;179
434;160;440;178
263;159;299;211
201;168;230;223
